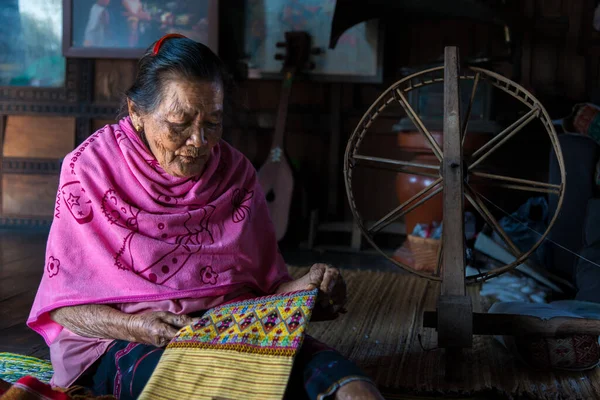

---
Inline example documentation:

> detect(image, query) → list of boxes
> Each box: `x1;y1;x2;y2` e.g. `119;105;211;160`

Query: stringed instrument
258;31;317;241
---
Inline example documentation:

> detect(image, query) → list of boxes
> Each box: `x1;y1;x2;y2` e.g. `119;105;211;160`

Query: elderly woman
28;35;383;400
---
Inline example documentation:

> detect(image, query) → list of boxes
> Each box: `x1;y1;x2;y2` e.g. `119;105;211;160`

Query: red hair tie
152;33;187;55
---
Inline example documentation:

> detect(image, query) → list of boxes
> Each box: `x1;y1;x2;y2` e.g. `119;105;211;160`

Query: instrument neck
271;71;294;149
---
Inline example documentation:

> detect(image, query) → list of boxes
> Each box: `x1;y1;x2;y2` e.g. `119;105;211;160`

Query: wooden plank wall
1;116;74;220
4;116;75;158
1;0;597;227
520;0;587;104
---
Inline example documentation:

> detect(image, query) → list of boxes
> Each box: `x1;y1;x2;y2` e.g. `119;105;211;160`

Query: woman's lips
178;154;208;163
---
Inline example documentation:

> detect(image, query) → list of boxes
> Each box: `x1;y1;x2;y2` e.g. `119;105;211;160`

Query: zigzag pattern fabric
140;289;318;399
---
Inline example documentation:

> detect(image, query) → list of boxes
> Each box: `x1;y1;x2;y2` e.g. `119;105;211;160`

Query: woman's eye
205;121;221;130
170;123;189;132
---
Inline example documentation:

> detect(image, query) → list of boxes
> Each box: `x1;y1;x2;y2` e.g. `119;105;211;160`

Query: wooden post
438;47;473;377
0;115;6;215
327;83;342;219
351;220;362;250
75;118;92;146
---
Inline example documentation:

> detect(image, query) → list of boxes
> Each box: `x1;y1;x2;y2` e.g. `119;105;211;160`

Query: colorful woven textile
0;354;53;385
0;376;69;400
0;376;116;400
514;334;600;371
139;289;318;399
570;103;600;143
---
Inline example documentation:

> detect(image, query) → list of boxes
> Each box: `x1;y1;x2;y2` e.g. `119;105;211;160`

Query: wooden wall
0;0;598;234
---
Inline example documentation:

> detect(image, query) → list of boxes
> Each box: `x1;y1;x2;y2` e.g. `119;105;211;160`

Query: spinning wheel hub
440;160;468;180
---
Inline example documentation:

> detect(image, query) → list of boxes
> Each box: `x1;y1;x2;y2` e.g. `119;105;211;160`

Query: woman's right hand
126;311;197;347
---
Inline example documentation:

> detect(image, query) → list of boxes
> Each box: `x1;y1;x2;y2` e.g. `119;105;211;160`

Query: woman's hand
126;311;197;347
51;305;196;346
277;263;347;321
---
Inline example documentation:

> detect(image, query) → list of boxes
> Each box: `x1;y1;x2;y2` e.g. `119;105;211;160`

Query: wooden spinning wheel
344;47;565;283
344;47;570;378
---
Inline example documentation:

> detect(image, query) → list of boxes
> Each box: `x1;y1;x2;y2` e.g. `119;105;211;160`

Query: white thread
476;192;600;269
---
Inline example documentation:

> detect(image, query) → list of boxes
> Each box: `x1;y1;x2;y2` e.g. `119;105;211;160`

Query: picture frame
62;0;219;59
0;0;66;89
243;1;384;83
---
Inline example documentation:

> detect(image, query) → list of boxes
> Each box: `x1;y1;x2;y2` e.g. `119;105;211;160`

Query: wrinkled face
128;78;224;178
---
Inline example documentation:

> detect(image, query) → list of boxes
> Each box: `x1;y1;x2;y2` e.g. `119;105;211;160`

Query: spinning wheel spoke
464;185;520;255
469;171;562;195
435;240;444;276
461;72;480;146
369;178;443;234
352;154;440;178
468;107;540;170
394;88;444;161
474;182;560;195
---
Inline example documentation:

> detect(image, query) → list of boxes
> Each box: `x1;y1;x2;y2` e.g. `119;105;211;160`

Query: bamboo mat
288;267;600;400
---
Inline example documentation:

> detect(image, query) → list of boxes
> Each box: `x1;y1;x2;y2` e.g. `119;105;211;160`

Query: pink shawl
27;117;291;345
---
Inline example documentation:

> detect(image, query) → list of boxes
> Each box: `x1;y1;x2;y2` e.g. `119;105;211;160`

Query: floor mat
289;267;600;400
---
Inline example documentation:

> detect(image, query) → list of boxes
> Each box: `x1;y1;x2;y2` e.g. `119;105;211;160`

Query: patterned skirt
80;337;370;400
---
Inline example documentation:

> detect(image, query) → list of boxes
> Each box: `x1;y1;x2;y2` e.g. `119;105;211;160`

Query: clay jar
395;129;491;234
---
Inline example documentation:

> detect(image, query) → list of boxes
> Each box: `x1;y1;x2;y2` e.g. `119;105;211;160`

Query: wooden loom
344;46;600;380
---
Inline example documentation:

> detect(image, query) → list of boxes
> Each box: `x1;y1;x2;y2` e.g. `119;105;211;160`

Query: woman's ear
127;98;143;132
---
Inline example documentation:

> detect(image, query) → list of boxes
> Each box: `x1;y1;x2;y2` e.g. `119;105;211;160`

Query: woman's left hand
308;263;347;321
278;263;347;321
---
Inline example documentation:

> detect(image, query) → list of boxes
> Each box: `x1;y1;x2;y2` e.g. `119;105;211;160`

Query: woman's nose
187;128;207;148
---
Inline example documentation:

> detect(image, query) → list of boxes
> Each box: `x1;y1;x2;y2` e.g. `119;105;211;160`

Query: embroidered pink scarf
27;117;291;345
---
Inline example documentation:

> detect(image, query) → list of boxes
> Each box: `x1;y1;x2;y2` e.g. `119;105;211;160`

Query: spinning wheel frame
344;62;566;284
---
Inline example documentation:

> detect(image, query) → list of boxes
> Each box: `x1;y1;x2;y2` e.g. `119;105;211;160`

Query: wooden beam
441;47;467;298
327;83;342;218
438;46;472;351
519;0;535;88
351;220;362;250
0;115;6;216
424;311;600;337
2;158;62;175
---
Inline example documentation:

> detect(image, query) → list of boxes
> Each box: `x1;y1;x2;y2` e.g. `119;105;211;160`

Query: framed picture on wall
62;0;219;58
243;0;383;83
0;0;66;87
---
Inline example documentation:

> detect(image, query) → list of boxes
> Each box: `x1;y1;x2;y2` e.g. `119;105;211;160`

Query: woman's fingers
279;264;326;293
275;263;347;321
170;314;194;328
152;324;178;347
307;263;327;290
146;318;176;347
162;324;179;340
320;266;339;294
158;312;195;328
307;263;347;313
330;274;347;309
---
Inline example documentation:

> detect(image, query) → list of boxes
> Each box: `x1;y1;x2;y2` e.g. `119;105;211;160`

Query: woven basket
407;235;441;272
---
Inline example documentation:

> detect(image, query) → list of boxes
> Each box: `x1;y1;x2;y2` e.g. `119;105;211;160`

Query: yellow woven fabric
140;289;317;400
